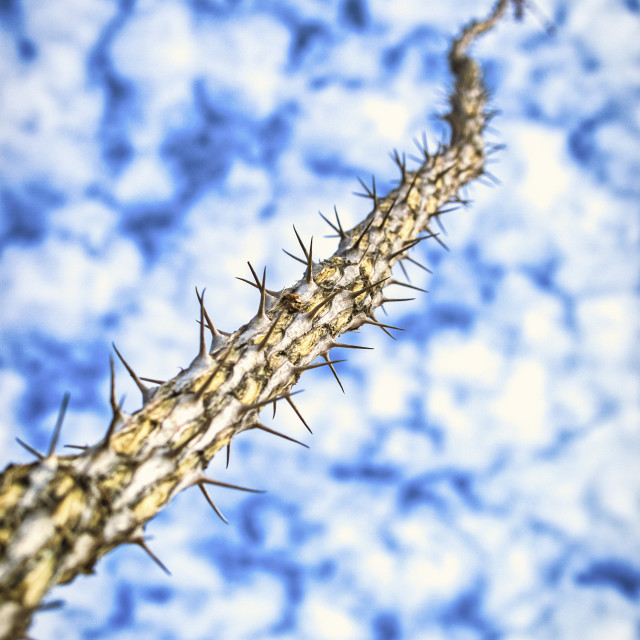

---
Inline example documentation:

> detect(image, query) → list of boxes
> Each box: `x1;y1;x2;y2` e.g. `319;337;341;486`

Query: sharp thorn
293;225;310;261
389;236;425;261
319;208;346;240
203;302;227;348
403;171;420;204
259;267;268;318
380;194;399;228
133;537;171;576
197;483;229;524
322;353;345;393
405;256;433;274
398;259;411;282
234;277;280;297
198;475;266;494
258;310;283;350
362;318;404;335
293;358;346;375
482;169;502;186
333;206;346;239
433;206;459;216
283;230;312;281
485;143;506;155
413;132;430;160
391;232;437;261
476;177;496;188
196;287;216;342
15;437;44;460
112;343;150;399
285;394;312;433
246;261;261;288
244;261;278;303
448;193;472;207
248;263;268;320
226;442;231;468
318;212;341;238
433;214;448;236
199;292;231;348
194;320;232;336
139;376;165;385
380;297;415;304
306;237;313;285
282;248;307;265
328;341;374;351
305;289;341;320
239;389;305;413
353;176;372;199
431;232;450;252
484;107;502;122
251;421;309;448
109;355;119;416
354;175;377;207
103;356;122;448
364;321;396;340
195;287;208;358
64;444;88;450
235;276;254;287
35;600;64;612
390;148;407;180
47;392;70;458
421;132;430;158
415;232;440;243
349;276;389;298
388;279;428;293
352;216;375;251
195;346;234;400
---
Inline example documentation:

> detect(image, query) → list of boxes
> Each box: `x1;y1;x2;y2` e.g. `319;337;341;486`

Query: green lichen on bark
0;2;520;637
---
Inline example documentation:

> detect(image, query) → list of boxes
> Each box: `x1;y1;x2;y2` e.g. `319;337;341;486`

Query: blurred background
1;1;639;638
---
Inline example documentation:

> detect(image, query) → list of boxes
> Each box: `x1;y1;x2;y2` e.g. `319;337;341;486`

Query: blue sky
1;1;639;639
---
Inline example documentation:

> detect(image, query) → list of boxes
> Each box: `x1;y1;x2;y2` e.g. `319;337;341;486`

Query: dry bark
0;2;520;637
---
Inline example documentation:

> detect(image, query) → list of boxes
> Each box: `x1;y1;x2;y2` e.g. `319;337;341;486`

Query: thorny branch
0;2;525;637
